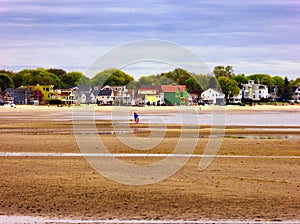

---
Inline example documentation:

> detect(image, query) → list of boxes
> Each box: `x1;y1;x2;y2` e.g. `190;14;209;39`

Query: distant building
54;89;75;105
161;85;187;105
110;85;131;105
241;80;268;101
20;84;55;104
292;85;300;102
137;86;163;106
97;86;114;105
5;88;31;104
201;88;225;105
229;90;242;104
0;90;14;105
269;86;279;101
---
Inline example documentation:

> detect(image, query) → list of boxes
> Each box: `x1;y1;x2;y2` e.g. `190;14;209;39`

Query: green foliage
61;71;85;87
157;76;174;85
0;73;15;90
194;74;211;90
91;68;134;87
290;78;300;87
217;76;240;103
47;68;67;77
137;76;157;86
9;73;23;88
18;69;63;88
247;74;274;86
161;68;193;85
126;80;138;90
271;76;284;86
185;77;202;93
278;77;293;101
233;74;249;85
78;75;91;87
213;65;235;79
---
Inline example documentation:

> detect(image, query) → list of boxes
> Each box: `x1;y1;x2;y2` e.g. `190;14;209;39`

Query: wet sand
0;105;299;222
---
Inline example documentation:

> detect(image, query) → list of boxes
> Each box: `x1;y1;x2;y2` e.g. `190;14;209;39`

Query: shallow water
70;110;300;126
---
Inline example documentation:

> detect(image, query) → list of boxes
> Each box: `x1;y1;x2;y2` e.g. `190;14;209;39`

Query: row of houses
1;81;300;106
76;85;189;106
0;84;190;106
0;84;75;105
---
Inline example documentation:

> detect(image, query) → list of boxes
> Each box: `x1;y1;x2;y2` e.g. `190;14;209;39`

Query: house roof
161;85;186;93
202;88;224;95
98;90;112;96
139;85;161;91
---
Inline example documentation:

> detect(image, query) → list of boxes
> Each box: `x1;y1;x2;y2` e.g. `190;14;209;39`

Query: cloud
0;0;299;80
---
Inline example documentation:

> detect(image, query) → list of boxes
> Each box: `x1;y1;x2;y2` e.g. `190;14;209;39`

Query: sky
1;0;300;79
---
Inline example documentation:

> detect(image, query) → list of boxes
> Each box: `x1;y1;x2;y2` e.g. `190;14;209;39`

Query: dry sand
0;105;299;222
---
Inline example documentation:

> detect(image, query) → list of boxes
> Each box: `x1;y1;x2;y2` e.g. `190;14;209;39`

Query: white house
201;88;225;105
292;85;300;102
229;90;242;104
241;80;268;101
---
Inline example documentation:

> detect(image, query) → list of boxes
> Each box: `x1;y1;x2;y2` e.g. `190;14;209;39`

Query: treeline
1;66;300;100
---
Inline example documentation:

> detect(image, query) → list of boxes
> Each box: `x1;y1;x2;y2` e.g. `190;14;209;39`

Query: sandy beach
0;105;299;222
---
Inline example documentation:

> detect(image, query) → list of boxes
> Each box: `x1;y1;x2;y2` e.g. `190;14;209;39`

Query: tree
47;68;67;77
137;76;156;86
213;65;235;79
61;71;85;88
157;76;174;85
272;76;284;86
217;76;240;104
185;77;203;102
278;77;293;102
233;74;249;85
0;73;15;90
78;75;91;87
247;74;274;87
90;68;134;87
185;77;202;92
290;78;300;87
161;68;192;85
18;69;63;88
194;74;211;90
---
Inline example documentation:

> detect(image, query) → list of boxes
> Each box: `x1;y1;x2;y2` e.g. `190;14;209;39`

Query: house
0;91;14;105
229;90;242;104
5;88;30;104
201;88;225;105
269;86;279;102
137;86;163;106
54;89;75;105
20;84;55;104
74;86;98;104
111;85;132;105
96;87;114;105
161;85;187;105
241;80;268;101
292;85;300;102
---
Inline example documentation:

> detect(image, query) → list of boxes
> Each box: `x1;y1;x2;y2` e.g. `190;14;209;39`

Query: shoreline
1;104;300;113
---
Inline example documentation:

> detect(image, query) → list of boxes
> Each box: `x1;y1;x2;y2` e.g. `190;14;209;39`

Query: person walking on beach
133;112;139;124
